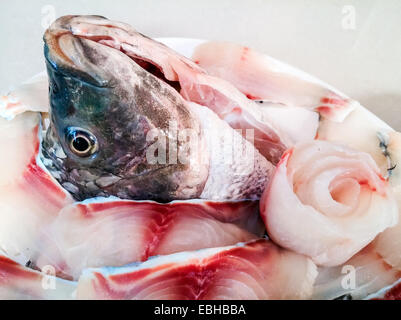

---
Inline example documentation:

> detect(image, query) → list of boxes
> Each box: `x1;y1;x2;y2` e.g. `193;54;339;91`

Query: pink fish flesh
36;198;264;279
76;239;318;300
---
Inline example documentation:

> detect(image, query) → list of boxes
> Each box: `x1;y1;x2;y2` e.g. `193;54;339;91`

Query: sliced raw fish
0;112;73;265
367;278;401;300
318;103;396;176
76;239;317;300
260;140;398;267
36;198;264;279
192;41;357;122
0;72;49;120
256;101;319;146
0;254;76;299
315;141;401;299
312;243;401;299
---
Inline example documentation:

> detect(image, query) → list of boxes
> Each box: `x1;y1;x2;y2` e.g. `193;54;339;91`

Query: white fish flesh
260;140;398;267
0;254;76;300
192;41;357;122
0;111;73;265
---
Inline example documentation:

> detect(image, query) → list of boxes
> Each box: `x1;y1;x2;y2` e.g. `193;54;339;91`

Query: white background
1;0;400;129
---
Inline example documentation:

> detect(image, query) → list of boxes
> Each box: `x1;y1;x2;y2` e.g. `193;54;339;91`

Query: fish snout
44;30;114;88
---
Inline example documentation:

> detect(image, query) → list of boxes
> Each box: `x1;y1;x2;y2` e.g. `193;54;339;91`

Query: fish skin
43;30;208;202
75;239;318;300
45;15;286;165
42;16;272;202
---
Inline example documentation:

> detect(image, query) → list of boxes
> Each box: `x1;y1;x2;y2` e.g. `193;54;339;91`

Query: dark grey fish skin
42;24;209;202
41;15;273;202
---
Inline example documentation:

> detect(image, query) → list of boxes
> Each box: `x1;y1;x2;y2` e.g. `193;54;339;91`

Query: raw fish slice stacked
192;41;357;122
76;239;317;300
35;198;264;279
0;254;76;300
0;111;73;265
0;15;400;300
193;40;401;299
0;76;314;299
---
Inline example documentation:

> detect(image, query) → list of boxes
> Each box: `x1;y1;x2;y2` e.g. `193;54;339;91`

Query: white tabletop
1;0;400;129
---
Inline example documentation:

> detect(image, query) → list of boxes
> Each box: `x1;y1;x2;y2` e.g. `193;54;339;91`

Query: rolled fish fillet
192;41;357;122
36;197;264;280
0;254;76;300
260;140;399;267
313;131;401;299
76;239;318;300
0;111;73;264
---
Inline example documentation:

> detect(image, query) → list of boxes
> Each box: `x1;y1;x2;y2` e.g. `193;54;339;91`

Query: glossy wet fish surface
1;14;401;301
42;15;271;202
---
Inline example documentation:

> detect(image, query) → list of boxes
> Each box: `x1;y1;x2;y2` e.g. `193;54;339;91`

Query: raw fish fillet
192;41;357;122
260;140;398;267
0;72;49;120
256;101;319;146
0;254;76;299
0;112;73;265
312;243;401;299
76;239;318;300
36;198;264;279
318;103;396;177
368;278;401;300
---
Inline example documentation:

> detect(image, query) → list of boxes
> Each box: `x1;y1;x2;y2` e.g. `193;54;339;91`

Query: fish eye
66;127;98;157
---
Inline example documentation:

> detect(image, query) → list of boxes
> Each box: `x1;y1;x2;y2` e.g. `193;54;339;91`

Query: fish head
42;17;208;201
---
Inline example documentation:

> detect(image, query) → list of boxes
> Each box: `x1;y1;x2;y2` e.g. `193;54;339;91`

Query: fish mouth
44;15;181;91
44;31;113;88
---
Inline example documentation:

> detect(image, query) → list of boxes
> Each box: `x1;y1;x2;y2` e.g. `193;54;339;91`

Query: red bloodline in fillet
0;258;39;281
86;240;275;299
110;262;177;284
5;102;22;110
316;105;332;114
320;97;346;106
240;47;249;61
19;126;67;209
384;282;401;300
141;209;177;260
245;94;261;100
